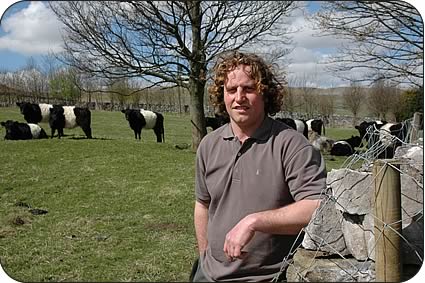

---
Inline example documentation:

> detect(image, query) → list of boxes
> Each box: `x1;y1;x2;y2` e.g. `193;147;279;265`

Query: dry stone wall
286;145;423;282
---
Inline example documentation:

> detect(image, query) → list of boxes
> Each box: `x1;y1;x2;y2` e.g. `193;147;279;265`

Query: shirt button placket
233;151;242;180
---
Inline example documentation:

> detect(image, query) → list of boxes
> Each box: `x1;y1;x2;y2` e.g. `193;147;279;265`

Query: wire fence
274;115;424;282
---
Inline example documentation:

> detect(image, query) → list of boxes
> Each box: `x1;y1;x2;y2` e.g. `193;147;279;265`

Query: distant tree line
0;62;422;124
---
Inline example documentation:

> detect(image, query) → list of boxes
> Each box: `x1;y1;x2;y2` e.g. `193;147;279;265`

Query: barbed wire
274;117;424;282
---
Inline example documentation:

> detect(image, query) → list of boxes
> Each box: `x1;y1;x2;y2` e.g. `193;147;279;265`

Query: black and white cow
49;105;92;139
330;135;362;156
275;118;308;138
307;119;326;136
205;113;230;131
355;120;387;146
355;120;407;158
1;120;48;140
121;109;165;142
377;122;409;158
16;102;52;124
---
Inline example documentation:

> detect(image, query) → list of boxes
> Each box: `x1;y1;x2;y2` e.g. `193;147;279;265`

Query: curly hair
208;50;286;117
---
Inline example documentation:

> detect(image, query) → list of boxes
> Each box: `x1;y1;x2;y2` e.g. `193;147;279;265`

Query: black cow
275;118;308;138
205;114;230;131
330;135;362;156
121;109;165;142
307;119;326;136
49;105;92;139
16;102;52;124
1;120;48;140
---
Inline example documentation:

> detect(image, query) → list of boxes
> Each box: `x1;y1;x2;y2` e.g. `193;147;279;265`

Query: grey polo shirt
195;116;326;281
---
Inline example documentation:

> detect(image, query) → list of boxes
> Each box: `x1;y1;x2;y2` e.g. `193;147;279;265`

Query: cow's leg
58;128;64;139
82;126;92;139
154;128;162;142
51;128;56;139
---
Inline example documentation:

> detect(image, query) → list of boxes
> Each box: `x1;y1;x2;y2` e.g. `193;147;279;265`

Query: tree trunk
189;80;207;151
189;0;207;151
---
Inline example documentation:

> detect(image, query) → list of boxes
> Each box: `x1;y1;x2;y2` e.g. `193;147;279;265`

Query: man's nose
235;88;247;102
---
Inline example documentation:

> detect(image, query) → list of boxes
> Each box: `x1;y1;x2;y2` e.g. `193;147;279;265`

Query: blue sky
0;1;423;88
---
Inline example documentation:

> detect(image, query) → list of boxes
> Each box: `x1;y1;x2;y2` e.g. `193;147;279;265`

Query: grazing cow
121;109;164;142
307;119;326;136
49;105;92;139
205;114;230;130
275;118;308;138
308;131;334;154
16;102;52;124
1;120;48;140
330;135;362;156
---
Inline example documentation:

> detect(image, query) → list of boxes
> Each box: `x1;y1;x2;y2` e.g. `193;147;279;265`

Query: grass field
0;107;357;282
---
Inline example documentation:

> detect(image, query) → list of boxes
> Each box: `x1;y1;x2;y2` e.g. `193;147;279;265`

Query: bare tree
368;79;400;120
49;1;298;149
343;82;364;124
312;2;423;88
291;73;319;118
317;95;334;122
283;76;305;116
22;58;48;101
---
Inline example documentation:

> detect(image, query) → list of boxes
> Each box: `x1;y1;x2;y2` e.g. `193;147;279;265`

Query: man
193;51;326;281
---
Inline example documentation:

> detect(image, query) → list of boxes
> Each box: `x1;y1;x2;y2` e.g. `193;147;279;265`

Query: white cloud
284;6;349;87
0;2;64;55
290;14;343;50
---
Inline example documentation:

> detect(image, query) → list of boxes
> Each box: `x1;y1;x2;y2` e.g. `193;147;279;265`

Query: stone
286;248;375;282
327;168;373;215
302;196;348;256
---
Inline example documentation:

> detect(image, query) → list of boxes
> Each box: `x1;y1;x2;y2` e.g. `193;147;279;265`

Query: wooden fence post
373;160;402;282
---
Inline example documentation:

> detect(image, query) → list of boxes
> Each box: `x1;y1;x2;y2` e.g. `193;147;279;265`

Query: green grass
0;107;357;281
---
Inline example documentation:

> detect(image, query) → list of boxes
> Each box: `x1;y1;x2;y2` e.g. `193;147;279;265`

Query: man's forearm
194;201;209;255
223;199;321;259
248;199;321;235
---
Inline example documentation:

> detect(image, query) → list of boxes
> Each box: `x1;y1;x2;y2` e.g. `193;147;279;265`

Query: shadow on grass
50;134;114;141
69;136;114;141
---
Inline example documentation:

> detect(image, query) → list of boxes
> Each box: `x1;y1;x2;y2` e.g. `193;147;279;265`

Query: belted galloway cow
121;109;165;142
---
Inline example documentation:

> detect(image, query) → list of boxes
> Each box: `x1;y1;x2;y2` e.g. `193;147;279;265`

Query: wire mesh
273;118;424;282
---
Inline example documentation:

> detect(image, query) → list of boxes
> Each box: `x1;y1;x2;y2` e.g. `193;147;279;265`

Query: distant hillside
288;87;360;96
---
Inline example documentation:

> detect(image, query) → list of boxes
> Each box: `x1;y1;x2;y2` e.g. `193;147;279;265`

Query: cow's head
1;120;18;139
16;102;31;115
121;109;132;121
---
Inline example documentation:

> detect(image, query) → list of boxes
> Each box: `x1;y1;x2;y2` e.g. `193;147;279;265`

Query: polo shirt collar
220;116;274;141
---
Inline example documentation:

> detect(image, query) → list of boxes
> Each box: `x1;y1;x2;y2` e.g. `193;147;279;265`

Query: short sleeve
195;142;211;205
284;145;327;201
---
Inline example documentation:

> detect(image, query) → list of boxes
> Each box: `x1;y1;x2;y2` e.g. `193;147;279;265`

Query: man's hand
223;215;255;261
222;199;321;261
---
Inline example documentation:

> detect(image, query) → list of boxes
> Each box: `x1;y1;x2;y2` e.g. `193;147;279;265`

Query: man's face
224;64;265;130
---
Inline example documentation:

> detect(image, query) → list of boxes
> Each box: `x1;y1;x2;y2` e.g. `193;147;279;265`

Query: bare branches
311;1;423;88
343;82;364;122
49;0;297;148
49;1;297;89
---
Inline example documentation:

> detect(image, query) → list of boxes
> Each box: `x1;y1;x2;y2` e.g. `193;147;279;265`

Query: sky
0;1;423;89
